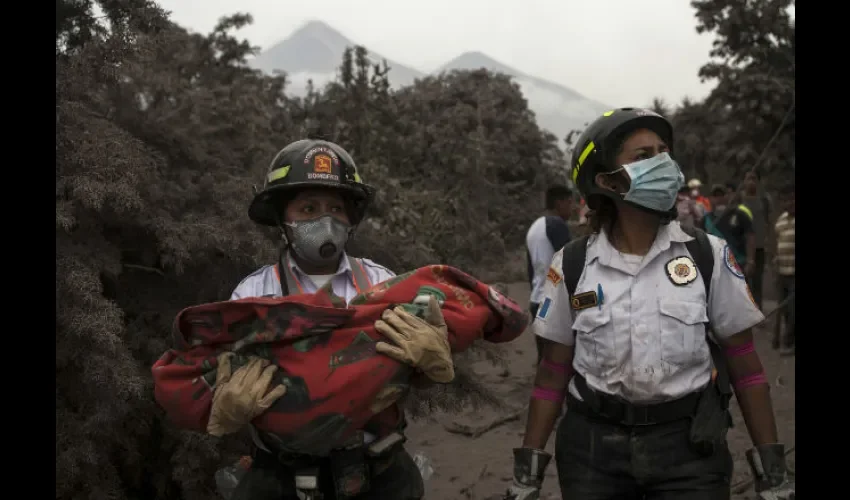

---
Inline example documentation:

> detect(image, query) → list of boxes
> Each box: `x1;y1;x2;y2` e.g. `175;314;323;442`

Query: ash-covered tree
649;97;672;118
675;0;795;187
57;3;567;499
383;68;564;273
57;3;286;498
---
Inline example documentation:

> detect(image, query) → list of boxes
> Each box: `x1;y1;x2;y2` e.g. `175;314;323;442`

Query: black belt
251;434;404;499
253;431;406;469
567;374;701;426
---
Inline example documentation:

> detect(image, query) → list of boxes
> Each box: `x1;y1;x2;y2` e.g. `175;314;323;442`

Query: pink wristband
725;341;755;358
531;387;564;402
733;372;768;391
541;359;572;375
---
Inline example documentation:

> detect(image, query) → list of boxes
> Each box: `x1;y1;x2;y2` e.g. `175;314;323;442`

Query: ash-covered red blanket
152;265;528;454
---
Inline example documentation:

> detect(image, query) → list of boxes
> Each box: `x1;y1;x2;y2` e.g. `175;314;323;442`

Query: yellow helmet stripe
571;141;596;182
737;204;754;220
267;165;291;184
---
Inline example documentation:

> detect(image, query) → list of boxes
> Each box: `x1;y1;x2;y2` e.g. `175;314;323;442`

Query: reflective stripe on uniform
348;256;372;293
274;255;373;295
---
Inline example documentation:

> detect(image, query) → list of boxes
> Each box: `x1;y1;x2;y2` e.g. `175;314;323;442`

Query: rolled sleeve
533;249;576;346
706;235;765;338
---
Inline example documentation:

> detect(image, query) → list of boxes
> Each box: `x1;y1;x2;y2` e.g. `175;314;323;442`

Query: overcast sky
156;0;721;107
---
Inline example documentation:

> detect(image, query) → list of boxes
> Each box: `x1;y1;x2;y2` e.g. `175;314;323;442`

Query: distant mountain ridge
249;20;609;141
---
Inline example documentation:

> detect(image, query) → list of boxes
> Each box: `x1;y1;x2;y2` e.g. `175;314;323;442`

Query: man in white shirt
223;139;434;500
525;185;574;363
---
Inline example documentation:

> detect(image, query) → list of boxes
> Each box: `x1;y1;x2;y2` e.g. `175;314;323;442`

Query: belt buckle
624;403;652;426
295;466;321;491
598;397;624;423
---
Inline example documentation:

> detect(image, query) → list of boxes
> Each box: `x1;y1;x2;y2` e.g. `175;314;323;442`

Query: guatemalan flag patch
538;297;552;319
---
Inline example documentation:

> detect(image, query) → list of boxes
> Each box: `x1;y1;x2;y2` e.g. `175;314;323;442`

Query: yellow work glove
206;353;288;437
374;296;455;383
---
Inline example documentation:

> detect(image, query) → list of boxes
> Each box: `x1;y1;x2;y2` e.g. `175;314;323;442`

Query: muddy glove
374;296;454;383
207;353;288;437
505;448;552;500
746;444;795;500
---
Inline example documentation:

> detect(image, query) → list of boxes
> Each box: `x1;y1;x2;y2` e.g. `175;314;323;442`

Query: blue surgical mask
610;153;684;212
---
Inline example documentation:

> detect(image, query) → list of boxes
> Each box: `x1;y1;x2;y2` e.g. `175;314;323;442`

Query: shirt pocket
658;298;709;367
572;308;616;375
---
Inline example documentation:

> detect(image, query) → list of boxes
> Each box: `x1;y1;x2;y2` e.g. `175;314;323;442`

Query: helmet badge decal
634;108;662;117
314;154;333;174
306;153;340;182
303;146;341;182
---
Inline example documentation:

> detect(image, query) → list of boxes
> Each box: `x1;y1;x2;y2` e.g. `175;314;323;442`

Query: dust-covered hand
504;448;552;500
374;296;455;383
206;352;288;437
746;444;795;500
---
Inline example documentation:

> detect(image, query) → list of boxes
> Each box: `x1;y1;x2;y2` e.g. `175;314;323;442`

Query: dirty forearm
521;340;574;450
523;399;562;450
722;330;779;447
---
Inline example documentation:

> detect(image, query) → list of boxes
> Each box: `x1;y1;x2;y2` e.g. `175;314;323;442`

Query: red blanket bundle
152;265;528;453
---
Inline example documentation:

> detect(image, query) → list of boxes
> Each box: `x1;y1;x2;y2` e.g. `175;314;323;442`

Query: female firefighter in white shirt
506;108;794;500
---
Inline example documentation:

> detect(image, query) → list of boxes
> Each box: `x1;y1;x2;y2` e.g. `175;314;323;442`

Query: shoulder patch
547;267;562;286
722;245;745;279
665;256;698;286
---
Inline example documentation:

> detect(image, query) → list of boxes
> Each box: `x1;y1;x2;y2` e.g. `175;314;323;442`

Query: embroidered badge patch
665;256;698;286
570;291;598;311
547;267;562;286
723;245;745;279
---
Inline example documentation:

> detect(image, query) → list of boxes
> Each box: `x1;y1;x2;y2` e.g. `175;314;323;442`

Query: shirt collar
586;222;693;273
284;251;352;280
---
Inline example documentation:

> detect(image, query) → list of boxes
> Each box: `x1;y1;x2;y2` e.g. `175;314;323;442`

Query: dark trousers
555;409;732;500
746;248;766;309
529;302;543;364
232;447;424;500
773;274;796;348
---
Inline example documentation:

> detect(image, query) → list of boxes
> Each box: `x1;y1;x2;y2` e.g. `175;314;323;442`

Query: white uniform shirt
534;221;764;403
230;251;395;449
526;215;571;305
230;252;395;301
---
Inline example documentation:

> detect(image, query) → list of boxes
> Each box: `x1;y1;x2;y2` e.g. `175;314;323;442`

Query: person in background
578;198;590;226
739;169;772;309
772;182;795;355
704;184;757;282
526;185;574;363
688;178;712;214
676;184;702;229
725;182;739;204
223;139;435;500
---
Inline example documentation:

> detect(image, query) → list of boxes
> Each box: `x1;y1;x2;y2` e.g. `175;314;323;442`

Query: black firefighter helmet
570;108;675;214
248;139;375;227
